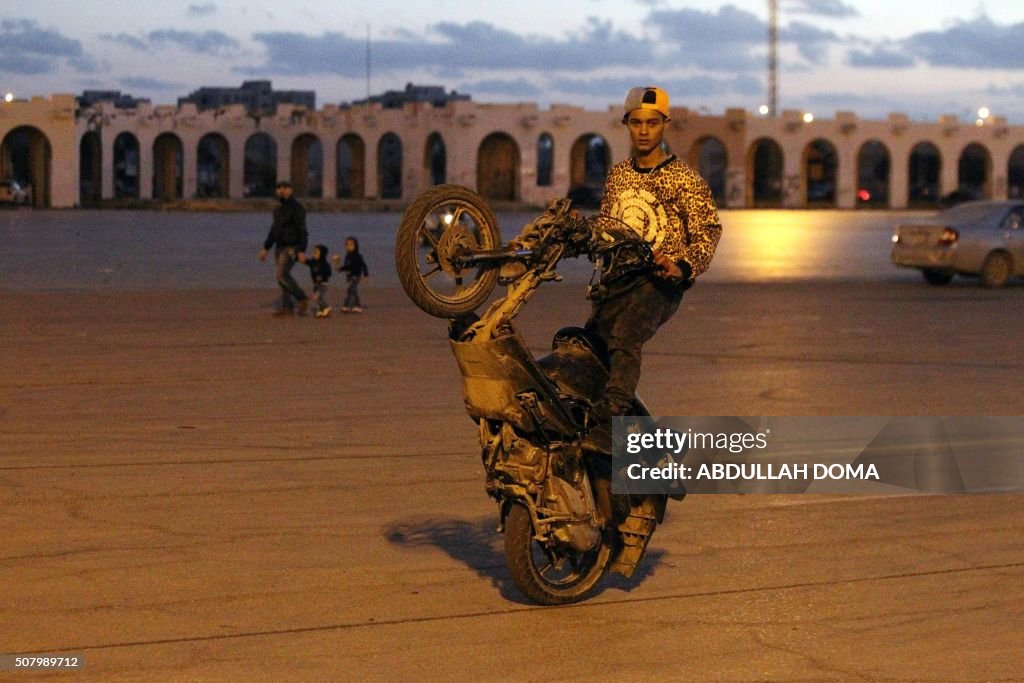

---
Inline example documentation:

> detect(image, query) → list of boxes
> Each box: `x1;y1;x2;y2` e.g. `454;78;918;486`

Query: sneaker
341;306;352;313
297;299;309;316
352;306;363;313
321;306;332;317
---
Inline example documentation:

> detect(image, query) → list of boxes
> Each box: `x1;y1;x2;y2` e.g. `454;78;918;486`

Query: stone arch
1;126;53;207
337;134;365;199
804;138;838;207
153;132;183;200
1008;145;1024;199
291;134;323;198
537;133;554;187
856;140;890;208
908;141;941;207
425;132;446;186
378;132;403;200
197;133;229;198
113;132;140;199
958;143;991;199
244;133;277;198
569;133;611;188
690;136;728;207
747;137;783;207
79;131;102;204
477;132;520;201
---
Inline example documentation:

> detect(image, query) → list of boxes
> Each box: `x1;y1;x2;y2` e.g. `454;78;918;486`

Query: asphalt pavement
1;210;1023;680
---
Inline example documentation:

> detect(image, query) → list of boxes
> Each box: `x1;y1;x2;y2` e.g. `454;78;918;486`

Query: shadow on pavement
385;516;666;604
385;516;524;602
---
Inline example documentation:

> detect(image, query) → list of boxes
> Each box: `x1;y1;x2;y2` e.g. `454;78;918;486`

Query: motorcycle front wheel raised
395;184;502;318
503;503;612;605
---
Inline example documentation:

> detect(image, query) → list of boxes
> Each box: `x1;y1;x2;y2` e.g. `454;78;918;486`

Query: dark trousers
312;282;329;312
585;273;687;415
344;275;362;308
274;247;307;309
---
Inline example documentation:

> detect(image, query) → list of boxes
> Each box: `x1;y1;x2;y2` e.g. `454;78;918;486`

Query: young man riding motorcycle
583;86;723;453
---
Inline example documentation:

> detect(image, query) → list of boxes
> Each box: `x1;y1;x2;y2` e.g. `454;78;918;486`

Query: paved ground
2;274;1023;680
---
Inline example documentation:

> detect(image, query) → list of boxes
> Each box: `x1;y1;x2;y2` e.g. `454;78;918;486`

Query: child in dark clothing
332;237;369;313
306;244;333;318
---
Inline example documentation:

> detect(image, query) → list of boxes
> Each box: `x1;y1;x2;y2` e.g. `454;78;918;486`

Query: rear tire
980;252;1013;288
395;184;501;317
503;503;610;605
922;269;953;285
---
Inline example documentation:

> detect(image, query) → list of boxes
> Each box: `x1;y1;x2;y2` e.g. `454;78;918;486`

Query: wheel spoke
421;227;440;250
421;264;442;279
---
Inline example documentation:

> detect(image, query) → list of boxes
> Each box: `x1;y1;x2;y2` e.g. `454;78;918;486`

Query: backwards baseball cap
622;86;670;122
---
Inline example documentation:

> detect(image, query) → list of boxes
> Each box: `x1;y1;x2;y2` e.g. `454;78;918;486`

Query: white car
891;200;1024;287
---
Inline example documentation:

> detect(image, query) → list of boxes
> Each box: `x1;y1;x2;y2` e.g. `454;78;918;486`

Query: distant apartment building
178;80;316;116
77;90;151;109
350;82;470;109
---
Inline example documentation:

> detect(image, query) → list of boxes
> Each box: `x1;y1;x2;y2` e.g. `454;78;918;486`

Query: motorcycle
394;184;674;605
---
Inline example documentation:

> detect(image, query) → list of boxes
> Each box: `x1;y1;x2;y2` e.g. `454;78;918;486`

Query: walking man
259;180;310;317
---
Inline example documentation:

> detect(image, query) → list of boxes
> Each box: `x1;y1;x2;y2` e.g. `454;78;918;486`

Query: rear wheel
503;503;611;605
922;268;953;285
395;184;501;317
980;252;1013;288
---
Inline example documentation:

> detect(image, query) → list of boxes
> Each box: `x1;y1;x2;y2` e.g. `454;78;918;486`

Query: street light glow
758;104;770;116
4;93;13;103
978;107;991;119
803;112;814;123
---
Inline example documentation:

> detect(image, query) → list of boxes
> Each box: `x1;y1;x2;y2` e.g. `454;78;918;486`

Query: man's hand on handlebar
653;251;684;281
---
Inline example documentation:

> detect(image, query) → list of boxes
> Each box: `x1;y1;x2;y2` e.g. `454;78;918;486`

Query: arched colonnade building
5;93;1024;210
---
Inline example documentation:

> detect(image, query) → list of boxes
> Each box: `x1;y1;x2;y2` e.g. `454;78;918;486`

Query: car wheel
922;269;953;286
980;252;1013;288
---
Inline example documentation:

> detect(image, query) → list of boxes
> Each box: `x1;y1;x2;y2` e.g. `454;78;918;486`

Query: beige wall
1;95;77;208
6;92;1024;209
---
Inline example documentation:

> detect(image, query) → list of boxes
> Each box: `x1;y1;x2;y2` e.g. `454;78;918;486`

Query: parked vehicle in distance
0;179;30;206
891;200;1024;287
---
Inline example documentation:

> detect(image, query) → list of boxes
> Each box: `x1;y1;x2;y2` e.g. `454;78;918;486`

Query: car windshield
939;203;1003;226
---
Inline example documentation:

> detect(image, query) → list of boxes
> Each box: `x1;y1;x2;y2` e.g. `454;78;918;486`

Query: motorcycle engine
544;477;601;552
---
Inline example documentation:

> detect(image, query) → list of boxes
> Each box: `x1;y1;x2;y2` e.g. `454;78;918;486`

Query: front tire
503;503;610;605
395;184;501;317
980;252;1013;288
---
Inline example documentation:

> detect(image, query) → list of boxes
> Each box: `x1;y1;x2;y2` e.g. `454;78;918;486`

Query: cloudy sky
5;0;1024;123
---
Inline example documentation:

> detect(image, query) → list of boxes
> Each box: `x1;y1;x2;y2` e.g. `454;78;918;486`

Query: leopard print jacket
599;155;722;278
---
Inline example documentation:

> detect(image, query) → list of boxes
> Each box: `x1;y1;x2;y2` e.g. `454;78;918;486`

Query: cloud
243;19;651;77
847;47;915;68
786;0;858;19
0;18;91;75
781;21;839;64
1;19;83;58
148;29;240;55
100;29;240;56
648;5;841;70
457;78;542;98
651;5;765;50
904;15;1024;69
120;76;187;91
552;74;762;100
100;33;149;50
188;3;217;17
0;53;54;75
